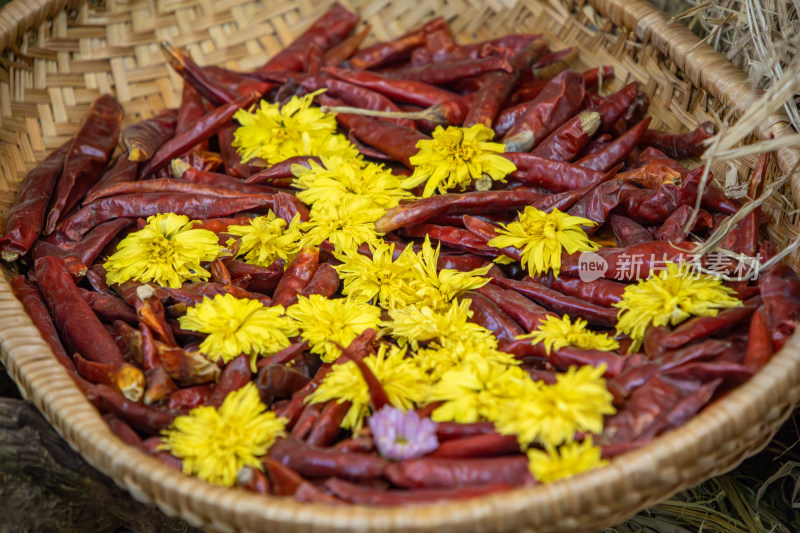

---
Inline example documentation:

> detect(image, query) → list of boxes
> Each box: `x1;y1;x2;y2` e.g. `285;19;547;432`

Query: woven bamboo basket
1;0;800;531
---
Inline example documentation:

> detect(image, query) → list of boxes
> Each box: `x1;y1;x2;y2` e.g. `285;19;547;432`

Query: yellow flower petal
159;383;286;487
104;213;221;288
527;438;608;483
233;91;359;165
178;293;298;369
488;207;599;277
286;295;382;363
614;262;742;352
403;124;516;197
517;315;619;355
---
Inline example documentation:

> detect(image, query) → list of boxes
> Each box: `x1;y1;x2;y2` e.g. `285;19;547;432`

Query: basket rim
1;0;799;531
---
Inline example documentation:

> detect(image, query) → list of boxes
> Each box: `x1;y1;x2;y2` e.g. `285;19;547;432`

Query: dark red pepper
0;142;70;260
45;95;124;235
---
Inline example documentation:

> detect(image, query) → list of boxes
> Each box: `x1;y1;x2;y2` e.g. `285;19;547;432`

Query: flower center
149;235;176;263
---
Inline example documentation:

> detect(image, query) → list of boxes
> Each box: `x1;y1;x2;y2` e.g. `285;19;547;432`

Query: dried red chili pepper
255;363;311;406
559;241;696;280
389;55;514;85
576;117;651;172
10;275;81;377
493;277;618;328
263;456;306;496
349;17;447;70
207;355;252;408
402;224;500;257
136;285;178;346
79;289;138;324
493;101;530;137
138;92;259;178
531;111;601;161
85;383;177;434
530;273;627;307
583;65;615;92
476;282;552;331
276;363;332;428
269;437;388;479
45;95;124;235
532;47;578;79
292;402;326;440
743;306;772;369
640;121;718;159
164;44;274;105
244;156;319;184
85;176;275;203
758;257;800;351
334;114;428;168
385;455;530;488
609;214;654;247
307;400;350;447
167;384;214;410
271;247;319;307
60;193;272;241
323;24;371;66
505;152;608;192
428;433;519;459
325;478;512;505
122;108;178;163
321;66;464;109
654;204;713;243
502;71;585;152
297;262;340;299
217;122;257;178
303;76;416;129
223;259;284;295
567;179;632;232
463;40;549;128
73;353;145;398
463;292;526;349
616;177;698;225
255;4;359;74
376;189;543;234
84;155;139;204
34;256;126;365
105;415;148;451
596;82;639;132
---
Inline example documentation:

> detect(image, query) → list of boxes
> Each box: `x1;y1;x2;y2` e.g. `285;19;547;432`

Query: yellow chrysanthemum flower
300;196;385;255
427;353;529;424
286;295;382;363
104;213;221;289
517;315;620;355
334;242;419;309
614;262;742;352
415;335;519;382
407;236;492;311
527;438;608;483
232;90;359;165
386;299;493;350
495;364;615;448
306;344;429;432
178;294;298;370
293;155;412;210
226;211;303;267
159;382;286;487
402;124;517;198
488;207;599;277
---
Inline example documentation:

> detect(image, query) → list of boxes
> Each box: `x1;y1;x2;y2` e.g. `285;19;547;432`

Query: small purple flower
368;406;439;461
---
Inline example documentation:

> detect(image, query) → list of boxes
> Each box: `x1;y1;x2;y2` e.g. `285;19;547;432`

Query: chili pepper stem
319;104;449;124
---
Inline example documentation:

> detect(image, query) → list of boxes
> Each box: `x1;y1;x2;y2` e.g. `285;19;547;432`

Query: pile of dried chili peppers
3;3;800;506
